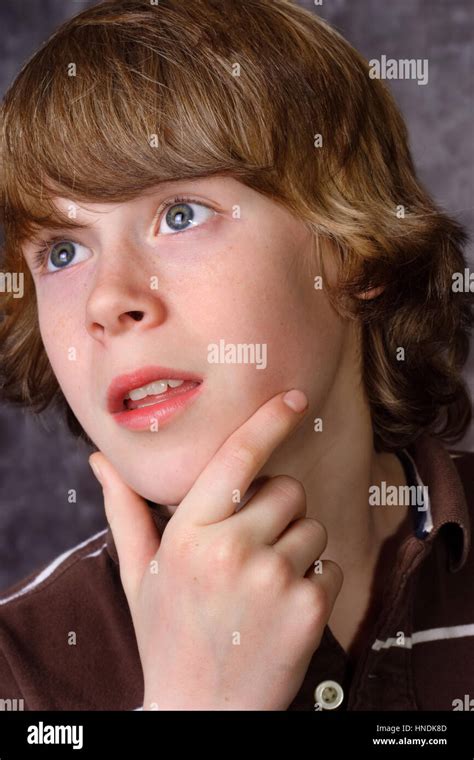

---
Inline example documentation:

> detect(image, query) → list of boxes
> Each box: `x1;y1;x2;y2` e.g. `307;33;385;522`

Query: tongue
124;380;198;410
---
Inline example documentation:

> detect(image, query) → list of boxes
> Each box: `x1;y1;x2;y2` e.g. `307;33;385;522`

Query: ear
355;285;385;301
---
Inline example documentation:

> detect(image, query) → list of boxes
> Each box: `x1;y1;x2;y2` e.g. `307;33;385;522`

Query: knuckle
324;559;344;587
207;533;246;574
302;517;327;544
270;475;306;504
223;441;261;472
297;581;330;623
252;550;294;591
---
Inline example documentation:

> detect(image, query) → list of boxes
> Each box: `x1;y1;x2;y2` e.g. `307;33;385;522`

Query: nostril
127;311;144;321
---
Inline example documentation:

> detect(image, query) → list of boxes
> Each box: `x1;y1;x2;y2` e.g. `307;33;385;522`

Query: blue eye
159;200;215;235
33;239;91;273
31;196;217;274
49;241;85;270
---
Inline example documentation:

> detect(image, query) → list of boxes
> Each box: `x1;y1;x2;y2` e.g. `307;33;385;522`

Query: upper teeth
125;378;184;401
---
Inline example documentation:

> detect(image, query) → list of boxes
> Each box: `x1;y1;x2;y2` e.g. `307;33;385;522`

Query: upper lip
107;365;203;414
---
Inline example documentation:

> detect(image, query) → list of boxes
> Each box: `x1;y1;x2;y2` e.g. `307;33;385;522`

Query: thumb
88;452;161;601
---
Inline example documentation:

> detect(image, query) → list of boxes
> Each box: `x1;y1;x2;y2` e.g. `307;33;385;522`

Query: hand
89;389;343;710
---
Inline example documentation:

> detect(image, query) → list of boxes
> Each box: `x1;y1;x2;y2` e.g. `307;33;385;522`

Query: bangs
1;0;312;247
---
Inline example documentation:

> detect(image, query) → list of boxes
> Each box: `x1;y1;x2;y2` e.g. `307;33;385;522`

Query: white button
314;680;344;710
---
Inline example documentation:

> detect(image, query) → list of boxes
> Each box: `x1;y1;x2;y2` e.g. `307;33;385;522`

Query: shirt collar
105;434;471;572
405;433;471;572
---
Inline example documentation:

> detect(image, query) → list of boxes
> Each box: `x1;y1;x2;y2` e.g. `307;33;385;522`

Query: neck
258;379;410;577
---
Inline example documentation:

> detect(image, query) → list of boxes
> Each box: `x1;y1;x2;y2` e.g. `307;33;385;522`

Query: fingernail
89;457;103;486
282;389;308;413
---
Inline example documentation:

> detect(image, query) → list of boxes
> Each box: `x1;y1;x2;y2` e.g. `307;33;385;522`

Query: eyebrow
23;225;89;250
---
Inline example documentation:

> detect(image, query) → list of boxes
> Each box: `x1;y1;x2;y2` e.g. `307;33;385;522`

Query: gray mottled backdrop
1;0;473;590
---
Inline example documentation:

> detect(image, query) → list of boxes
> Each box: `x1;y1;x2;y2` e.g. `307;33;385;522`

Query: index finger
176;389;308;526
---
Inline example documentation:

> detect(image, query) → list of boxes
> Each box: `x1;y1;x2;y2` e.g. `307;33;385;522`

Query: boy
0;0;472;710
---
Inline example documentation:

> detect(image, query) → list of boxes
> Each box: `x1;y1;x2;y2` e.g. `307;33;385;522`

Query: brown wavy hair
0;0;472;451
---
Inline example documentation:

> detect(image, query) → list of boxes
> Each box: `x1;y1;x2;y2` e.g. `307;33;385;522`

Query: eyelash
31;195;211;274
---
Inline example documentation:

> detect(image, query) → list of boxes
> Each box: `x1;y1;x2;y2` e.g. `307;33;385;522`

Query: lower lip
111;382;204;431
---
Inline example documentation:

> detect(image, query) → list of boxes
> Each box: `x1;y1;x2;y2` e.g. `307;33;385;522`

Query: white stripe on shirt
0;529;108;606
372;623;474;650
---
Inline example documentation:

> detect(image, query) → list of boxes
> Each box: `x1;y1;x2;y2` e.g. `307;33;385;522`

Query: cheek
222;299;345;419
37;301;68;372
192;245;346;415
36;296;88;406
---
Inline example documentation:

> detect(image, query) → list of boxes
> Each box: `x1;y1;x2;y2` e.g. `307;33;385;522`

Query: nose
85;247;166;341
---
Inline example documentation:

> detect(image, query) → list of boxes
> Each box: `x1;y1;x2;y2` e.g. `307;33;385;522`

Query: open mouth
107;366;204;432
107;366;204;415
123;379;200;411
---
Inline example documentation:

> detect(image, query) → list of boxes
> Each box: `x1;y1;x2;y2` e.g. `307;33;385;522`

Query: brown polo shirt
0;433;472;711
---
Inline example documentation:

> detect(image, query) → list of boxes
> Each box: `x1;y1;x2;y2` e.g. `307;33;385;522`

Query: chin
113;463;194;509
97;436;206;503
127;474;191;508
139;485;187;509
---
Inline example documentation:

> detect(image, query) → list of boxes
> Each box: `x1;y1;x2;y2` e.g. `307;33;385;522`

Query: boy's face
23;176;354;508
